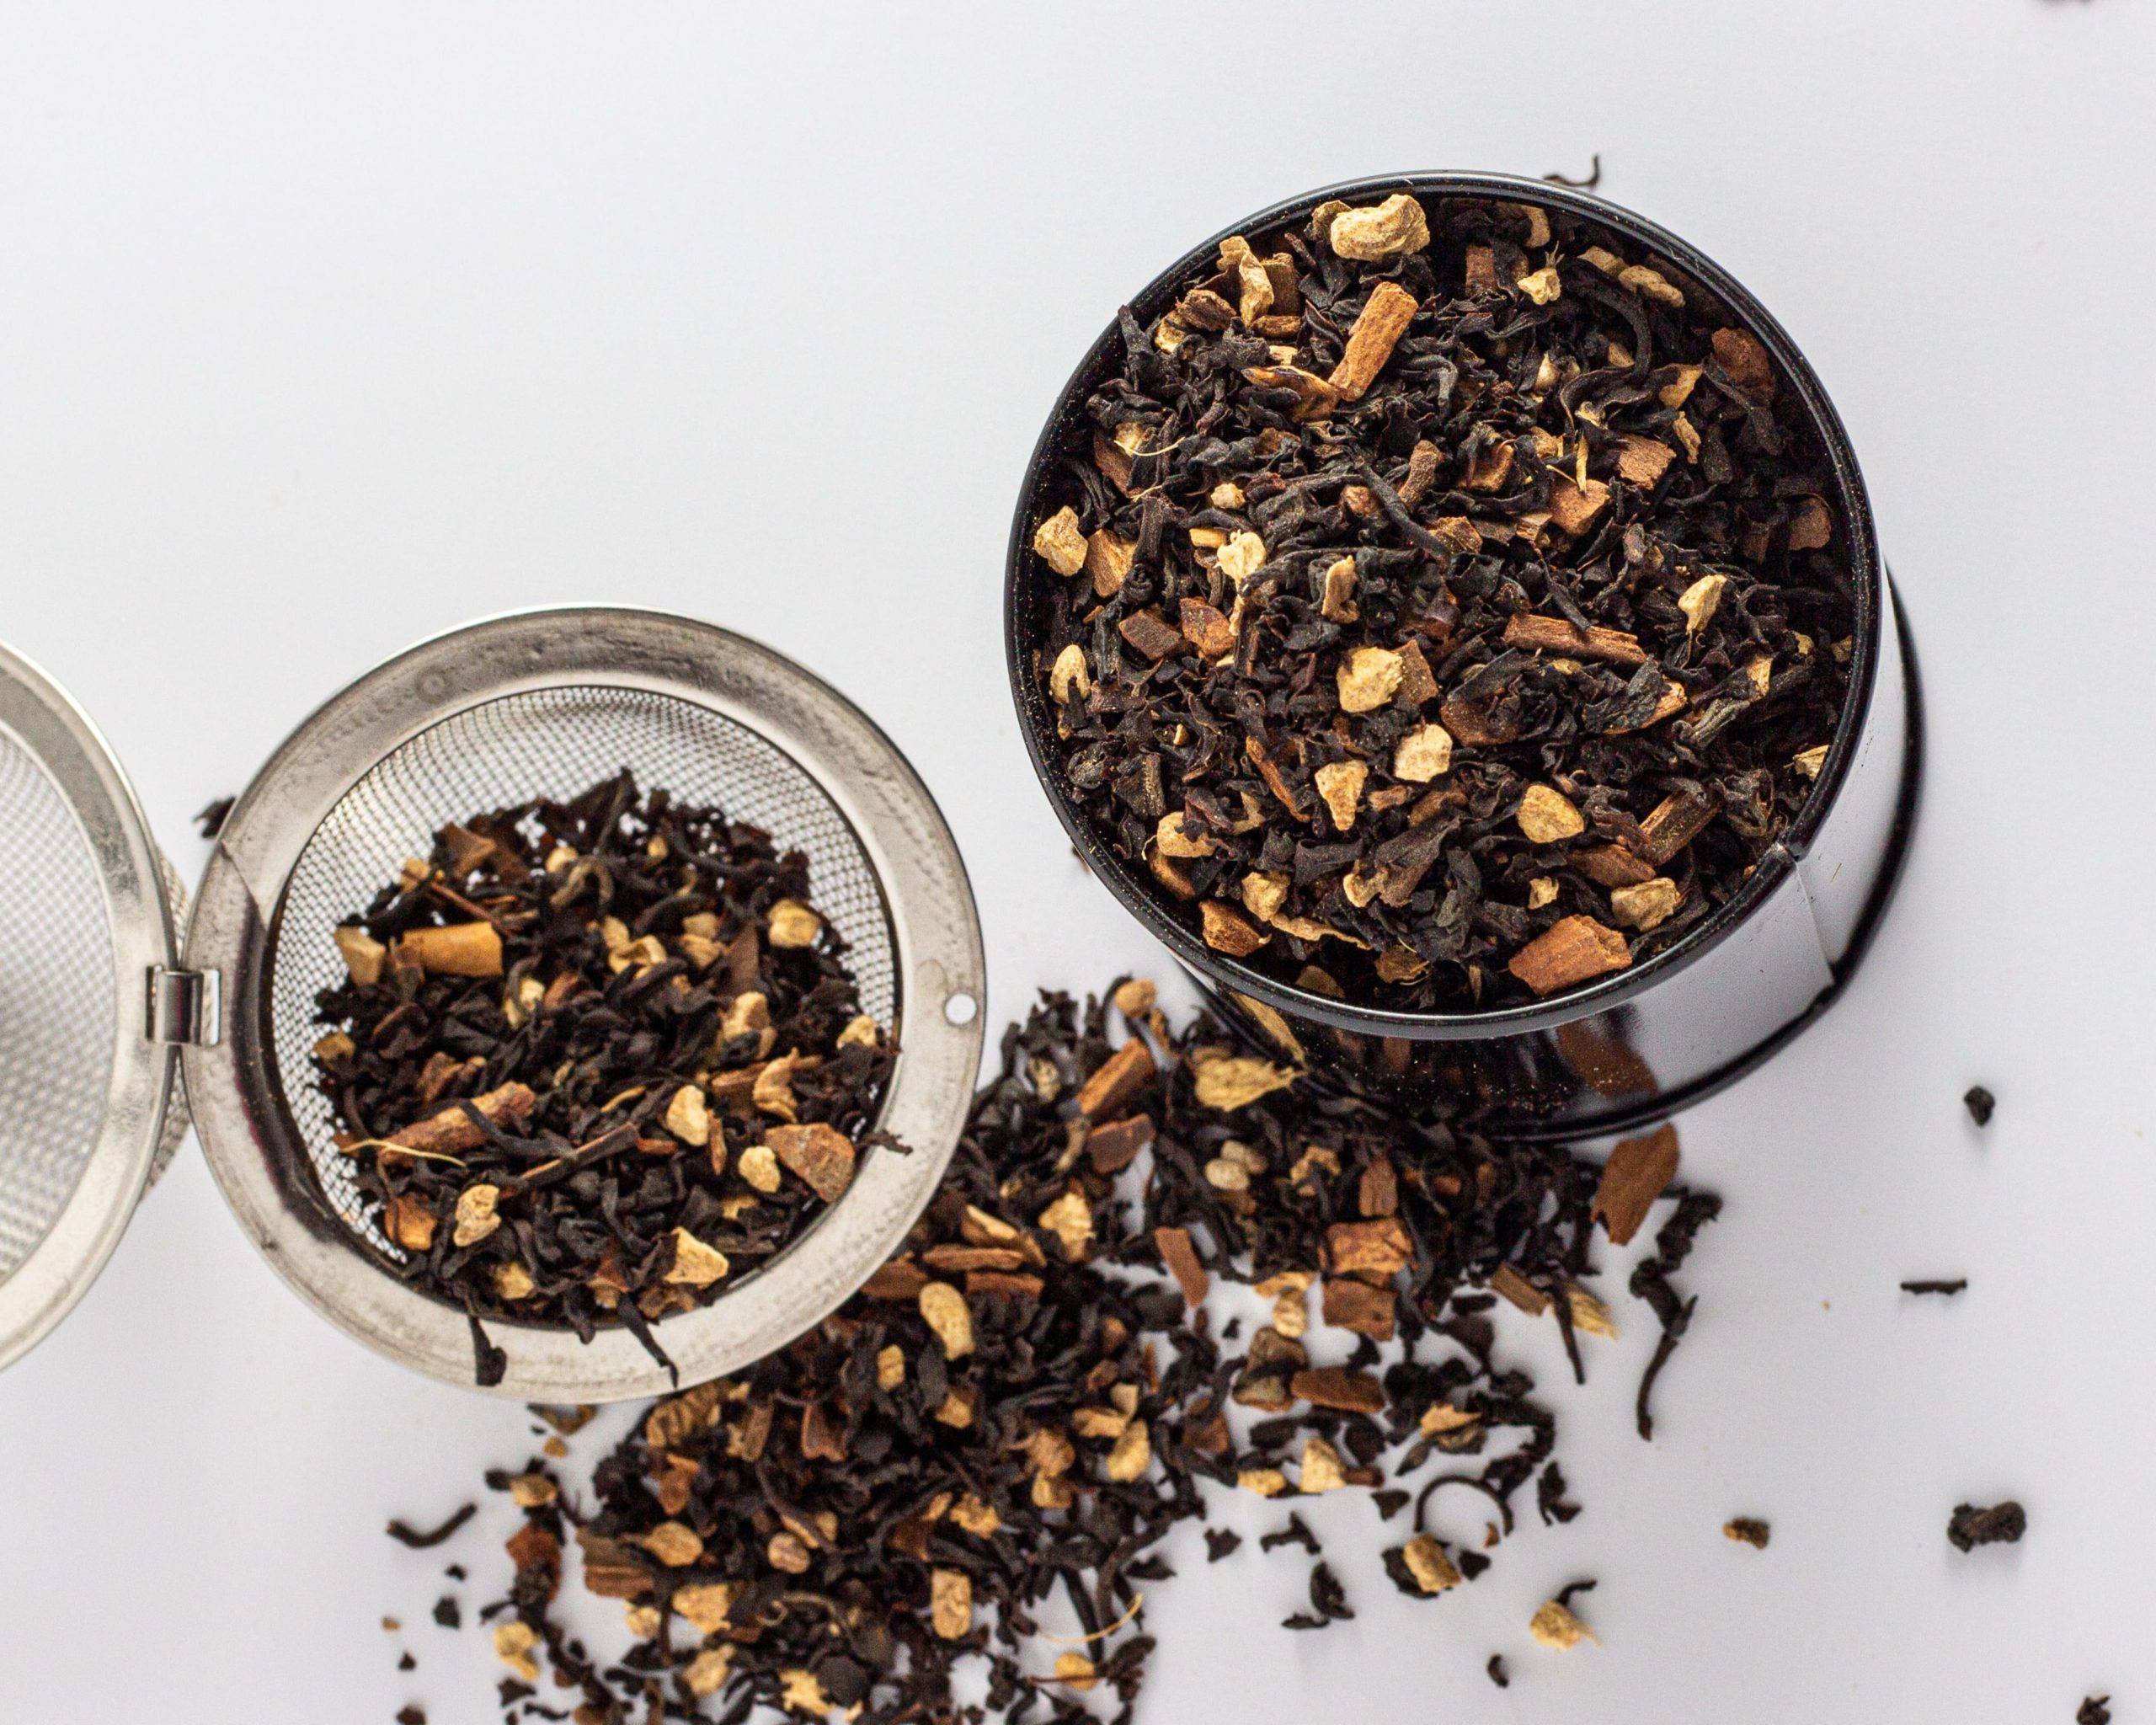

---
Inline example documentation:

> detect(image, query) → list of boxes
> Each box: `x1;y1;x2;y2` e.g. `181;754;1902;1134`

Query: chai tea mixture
312;772;894;1385
383;980;1721;1722
1023;190;1855;1010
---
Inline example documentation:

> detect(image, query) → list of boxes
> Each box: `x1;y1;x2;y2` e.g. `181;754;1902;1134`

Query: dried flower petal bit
1033;505;1088;575
1593;1124;1681;1246
663;1228;731;1288
1392;723;1453;784
1517;784;1587;844
1401;1534;1464;1594
1190;1047;1295;1110
1048;644;1092;706
493;1621;541;1681
1508;916;1632;996
1216;529;1267;585
1609;877;1683;932
1678;572;1728;636
451;1183;503;1248
766;899;823;948
1337;646;1406;713
334;924;387;985
1200;899;1269;957
1792;743;1830;780
1326;193;1430;261
1314;761;1368;831
1328;281;1419;401
918;1281;974;1359
930;1568;973;1641
1529;1598;1599;1650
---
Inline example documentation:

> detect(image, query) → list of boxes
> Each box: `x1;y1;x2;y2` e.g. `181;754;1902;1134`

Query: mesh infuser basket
0;609;985;1399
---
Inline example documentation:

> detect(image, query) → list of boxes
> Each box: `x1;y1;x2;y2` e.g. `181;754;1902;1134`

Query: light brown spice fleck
1032;506;1088;575
1393;723;1453;783
918;1281;974;1359
1518;784;1586;844
1337;646;1406;713
1609;877;1683;932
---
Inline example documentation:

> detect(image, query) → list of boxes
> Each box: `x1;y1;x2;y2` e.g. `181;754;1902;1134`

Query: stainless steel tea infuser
0;607;985;1399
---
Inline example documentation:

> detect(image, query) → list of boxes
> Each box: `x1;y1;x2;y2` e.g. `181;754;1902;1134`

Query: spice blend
427;980;1720;1722
1022;189;1856;1010
312;772;894;1383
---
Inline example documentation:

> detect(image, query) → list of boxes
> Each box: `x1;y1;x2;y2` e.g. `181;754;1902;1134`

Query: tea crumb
1486;1653;1510;1687
1204;1528;1243;1562
1964;1085;1997;1126
1900;1279;1967;1297
2079;1699;2111;1725
1947;1500;2026;1551
1723;1517;1770;1549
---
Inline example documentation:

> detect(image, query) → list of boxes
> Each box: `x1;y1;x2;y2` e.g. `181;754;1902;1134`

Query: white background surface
1;3;2148;1721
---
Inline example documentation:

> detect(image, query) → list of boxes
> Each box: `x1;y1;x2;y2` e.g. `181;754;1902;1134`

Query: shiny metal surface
184;606;985;1400
0;641;184;1371
1005;170;1921;1133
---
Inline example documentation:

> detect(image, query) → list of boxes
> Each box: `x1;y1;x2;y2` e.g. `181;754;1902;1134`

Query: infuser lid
0;640;198;1372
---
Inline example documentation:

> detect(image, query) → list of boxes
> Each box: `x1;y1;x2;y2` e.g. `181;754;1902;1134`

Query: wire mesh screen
0;724;119;1280
268;686;900;1256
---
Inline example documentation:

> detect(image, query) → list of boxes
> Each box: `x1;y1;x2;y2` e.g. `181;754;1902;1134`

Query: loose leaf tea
312;772;894;1381
430;981;1721;1724
386;1504;478;1549
1022;189;1854;1011
1964;1086;1996;1126
1900;1279;1967;1297
2079;1698;2111;1725
1947;1500;2026;1551
1722;1517;1770;1549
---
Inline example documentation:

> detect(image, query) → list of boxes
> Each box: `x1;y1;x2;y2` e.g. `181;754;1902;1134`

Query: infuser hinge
147;966;221;1046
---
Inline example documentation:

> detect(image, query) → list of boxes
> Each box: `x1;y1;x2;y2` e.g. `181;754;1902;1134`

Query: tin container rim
1004;168;1882;1043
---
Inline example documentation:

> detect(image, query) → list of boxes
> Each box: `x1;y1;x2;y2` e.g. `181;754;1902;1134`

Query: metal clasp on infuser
147;966;221;1045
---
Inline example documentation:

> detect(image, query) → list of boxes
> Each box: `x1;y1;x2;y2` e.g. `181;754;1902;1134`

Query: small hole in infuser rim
943;991;979;1027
